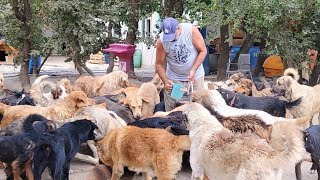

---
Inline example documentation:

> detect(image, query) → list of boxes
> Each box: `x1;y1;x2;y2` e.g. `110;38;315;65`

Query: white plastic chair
226;54;253;80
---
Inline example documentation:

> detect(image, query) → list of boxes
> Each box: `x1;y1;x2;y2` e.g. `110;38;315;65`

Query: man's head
161;17;180;42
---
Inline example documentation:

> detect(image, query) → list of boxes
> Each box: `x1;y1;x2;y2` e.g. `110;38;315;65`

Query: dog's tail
173;135;191;151
32;75;49;86
22;114;47;134
283;97;302;109
284;68;299;81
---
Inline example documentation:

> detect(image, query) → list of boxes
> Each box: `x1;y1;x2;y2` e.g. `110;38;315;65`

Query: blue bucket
170;84;185;100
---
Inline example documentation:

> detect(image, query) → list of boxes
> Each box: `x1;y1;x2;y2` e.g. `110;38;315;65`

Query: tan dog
275;68;320;123
73;71;129;96
184;103;307;180
0;91;95;128
97;126;190;180
123;82;160;119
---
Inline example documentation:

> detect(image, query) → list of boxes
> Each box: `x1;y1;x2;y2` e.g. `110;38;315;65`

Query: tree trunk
252;38;267;76
71;37;93;76
217;24;229;81
12;0;32;91
38;48;53;73
106;22;114;73
125;0;139;78
309;60;320;86
162;0;184;18
232;34;255;63
106;53;115;74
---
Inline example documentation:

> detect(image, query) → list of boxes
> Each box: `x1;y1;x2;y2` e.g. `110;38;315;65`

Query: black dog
216;88;302;117
296;125;320;180
0;89;36;106
29;116;98;180
0;114;48;180
128;111;188;135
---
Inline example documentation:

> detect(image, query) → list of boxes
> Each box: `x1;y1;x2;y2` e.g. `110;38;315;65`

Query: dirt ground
0;56;317;179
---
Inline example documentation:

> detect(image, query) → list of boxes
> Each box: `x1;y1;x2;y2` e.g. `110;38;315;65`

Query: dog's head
52;85;68;99
274;76;293;99
303;131;313;152
152;73;164;93
122;95;151;120
229;72;246;82
116;71;130;88
191;89;227;109
216;88;235;102
0;73;4;89
235;84;250;96
66;91;95;108
58;78;72;94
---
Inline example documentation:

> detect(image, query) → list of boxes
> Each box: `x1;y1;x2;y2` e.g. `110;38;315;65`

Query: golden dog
0;91;95;128
184;103;307;180
73;71;129;96
122;82;160;119
97;126;190;180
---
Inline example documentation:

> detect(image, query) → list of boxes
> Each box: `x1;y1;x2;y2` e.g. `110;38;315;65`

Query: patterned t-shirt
160;23;204;81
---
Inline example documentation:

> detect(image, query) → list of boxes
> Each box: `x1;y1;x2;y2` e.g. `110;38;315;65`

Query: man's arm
189;25;207;81
155;39;172;92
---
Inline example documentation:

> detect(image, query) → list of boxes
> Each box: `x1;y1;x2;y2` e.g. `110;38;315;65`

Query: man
155;17;207;111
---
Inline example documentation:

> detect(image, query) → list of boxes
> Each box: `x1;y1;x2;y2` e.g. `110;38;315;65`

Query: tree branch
12;0;25;22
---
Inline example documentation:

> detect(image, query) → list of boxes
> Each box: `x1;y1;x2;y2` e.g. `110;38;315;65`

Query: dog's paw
309;169;317;174
69;169;74;174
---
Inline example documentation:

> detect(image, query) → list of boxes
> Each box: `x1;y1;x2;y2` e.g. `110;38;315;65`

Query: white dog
184;103;307;180
275;68;320;122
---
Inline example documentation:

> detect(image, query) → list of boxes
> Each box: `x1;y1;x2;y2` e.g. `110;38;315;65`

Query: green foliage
186;0;320;68
0;0;51;65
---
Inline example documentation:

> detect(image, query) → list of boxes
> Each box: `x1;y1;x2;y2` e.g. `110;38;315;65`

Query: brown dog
236;79;273;97
97;126;190;180
0;91;95;128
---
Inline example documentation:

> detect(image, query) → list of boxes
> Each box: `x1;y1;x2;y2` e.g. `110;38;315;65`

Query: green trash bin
133;49;142;68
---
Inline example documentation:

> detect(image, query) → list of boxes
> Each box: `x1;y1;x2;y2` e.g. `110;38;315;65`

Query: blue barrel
229;46;260;70
203;46;210;76
248;46;260;70
28;55;41;74
104;53;110;64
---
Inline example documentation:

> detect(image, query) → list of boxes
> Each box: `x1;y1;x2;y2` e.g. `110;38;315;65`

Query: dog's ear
121;97;131;105
142;97;152;103
165;126;172;132
120;76;129;88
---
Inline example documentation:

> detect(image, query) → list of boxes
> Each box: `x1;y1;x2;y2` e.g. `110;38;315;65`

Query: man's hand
165;80;173;93
188;69;196;82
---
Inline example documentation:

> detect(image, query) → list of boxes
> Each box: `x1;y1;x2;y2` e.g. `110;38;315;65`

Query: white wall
135;12;160;68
